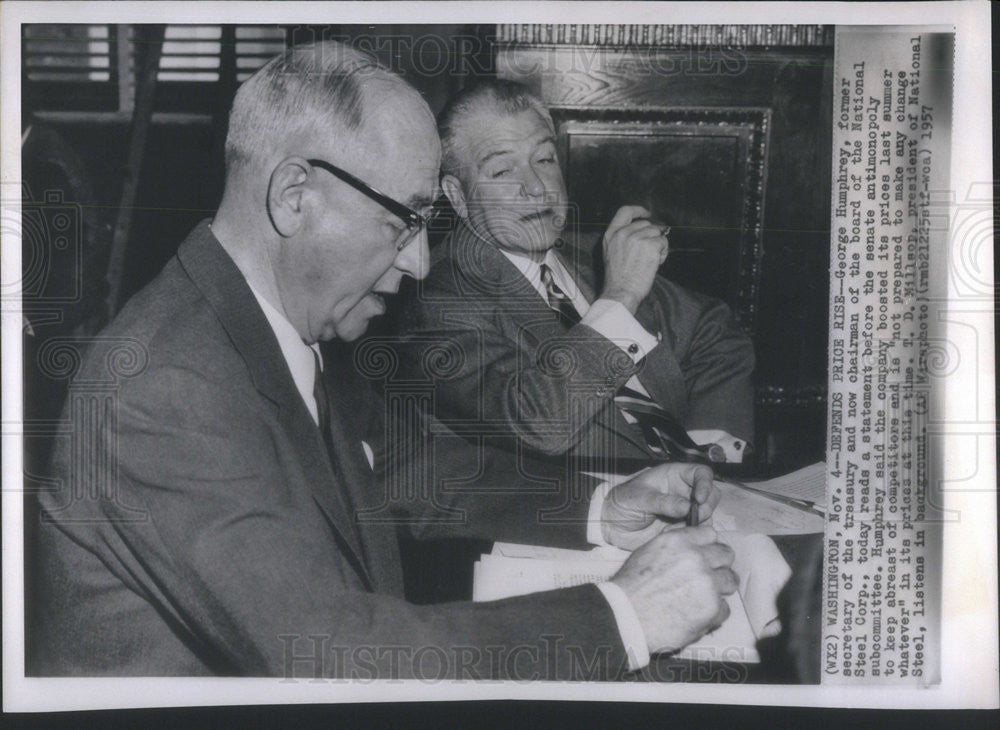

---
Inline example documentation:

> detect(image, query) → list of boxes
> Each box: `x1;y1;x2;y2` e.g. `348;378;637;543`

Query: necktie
312;349;369;577
540;263;582;326
615;386;725;464
313;350;364;490
312;349;333;448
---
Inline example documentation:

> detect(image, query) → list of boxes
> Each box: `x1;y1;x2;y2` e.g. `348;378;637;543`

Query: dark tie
312;349;370;578
540;262;582;326
312;349;366;493
615;386;725;464
312;349;333;449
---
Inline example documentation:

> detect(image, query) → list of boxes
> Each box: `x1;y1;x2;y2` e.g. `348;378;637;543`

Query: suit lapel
554;243;598;305
176;222;374;589
552;240;655;456
321;364;404;595
447;223;567;339
445;224;654;458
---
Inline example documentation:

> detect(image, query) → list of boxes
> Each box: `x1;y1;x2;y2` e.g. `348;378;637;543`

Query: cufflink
706;444;726;462
627;342;639;355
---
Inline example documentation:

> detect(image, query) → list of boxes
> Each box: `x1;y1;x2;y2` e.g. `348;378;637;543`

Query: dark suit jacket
28;221;627;680
394;221;755;464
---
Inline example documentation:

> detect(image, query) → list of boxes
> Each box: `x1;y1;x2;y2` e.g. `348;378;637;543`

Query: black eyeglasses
307;158;437;251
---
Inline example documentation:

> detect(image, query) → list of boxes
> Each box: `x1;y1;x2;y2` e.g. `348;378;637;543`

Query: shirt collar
497;247;581;301
245;282;321;424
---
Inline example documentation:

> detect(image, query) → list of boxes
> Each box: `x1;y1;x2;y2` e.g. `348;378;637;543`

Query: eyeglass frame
306;158;436;251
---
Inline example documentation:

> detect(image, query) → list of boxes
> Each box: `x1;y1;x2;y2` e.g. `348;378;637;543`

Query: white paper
711;481;826;535
744;462;826;504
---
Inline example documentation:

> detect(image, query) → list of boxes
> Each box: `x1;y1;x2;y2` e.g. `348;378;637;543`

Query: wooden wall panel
552;107;768;331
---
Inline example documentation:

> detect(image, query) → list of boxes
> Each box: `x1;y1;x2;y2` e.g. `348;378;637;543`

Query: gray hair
224;41;399;176
437;79;555;181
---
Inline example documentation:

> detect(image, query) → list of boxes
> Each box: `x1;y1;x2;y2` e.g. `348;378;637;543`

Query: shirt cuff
586;480;614;546
582;299;660;363
595;581;651;671
687;429;750;464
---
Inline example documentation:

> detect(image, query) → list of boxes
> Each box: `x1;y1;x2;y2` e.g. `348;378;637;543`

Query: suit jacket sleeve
396;287;639;456
384;423;604;547
39;362;629;680
637;277;756;442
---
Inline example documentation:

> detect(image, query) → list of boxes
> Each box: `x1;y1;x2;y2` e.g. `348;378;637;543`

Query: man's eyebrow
476;148;513;167
535;135;557;149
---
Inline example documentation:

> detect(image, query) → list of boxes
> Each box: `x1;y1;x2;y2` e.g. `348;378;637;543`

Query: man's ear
267;157;311;237
441;174;469;220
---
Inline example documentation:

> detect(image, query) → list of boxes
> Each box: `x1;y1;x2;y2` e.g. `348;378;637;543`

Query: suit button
627;342;639;355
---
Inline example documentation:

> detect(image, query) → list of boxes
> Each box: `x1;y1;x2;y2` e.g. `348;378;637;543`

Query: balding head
437;79;554;183
225;41;423;181
212;40;440;344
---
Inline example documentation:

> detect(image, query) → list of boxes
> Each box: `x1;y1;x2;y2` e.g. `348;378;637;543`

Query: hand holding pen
687;486;701;527
601;462;719;550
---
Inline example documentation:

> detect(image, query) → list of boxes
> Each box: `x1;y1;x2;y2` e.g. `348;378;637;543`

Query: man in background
395;80;754;469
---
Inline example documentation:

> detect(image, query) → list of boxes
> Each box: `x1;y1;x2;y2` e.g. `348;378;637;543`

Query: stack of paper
473;532;793;664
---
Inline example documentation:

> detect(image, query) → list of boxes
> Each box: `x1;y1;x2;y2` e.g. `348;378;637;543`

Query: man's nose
394;227;430;281
518;166;546;198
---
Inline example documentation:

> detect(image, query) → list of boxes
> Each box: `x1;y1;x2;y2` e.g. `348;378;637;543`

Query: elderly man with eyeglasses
30;42;737;680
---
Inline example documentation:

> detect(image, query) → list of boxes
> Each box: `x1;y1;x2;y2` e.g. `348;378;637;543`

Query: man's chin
526;218;566;250
496;228;562;256
334;318;373;342
329;293;390;342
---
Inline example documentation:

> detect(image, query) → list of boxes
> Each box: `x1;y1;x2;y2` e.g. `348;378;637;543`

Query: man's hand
601;462;720;550
610;526;738;655
600;205;670;315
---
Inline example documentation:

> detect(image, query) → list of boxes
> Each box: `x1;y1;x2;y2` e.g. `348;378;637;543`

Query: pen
687;492;700;527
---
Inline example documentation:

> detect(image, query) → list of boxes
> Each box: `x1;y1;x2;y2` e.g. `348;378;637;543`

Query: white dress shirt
246;277;651;670
247;284;375;470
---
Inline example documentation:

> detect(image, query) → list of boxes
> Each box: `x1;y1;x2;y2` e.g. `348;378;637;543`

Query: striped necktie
615;386;725;464
539;262;582;326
